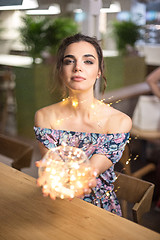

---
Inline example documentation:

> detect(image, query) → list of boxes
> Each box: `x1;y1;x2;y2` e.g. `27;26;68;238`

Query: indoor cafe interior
0;0;160;239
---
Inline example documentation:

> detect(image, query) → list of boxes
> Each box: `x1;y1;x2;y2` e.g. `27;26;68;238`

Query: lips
71;76;86;82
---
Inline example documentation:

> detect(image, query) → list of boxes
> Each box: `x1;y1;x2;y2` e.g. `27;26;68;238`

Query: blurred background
0;0;160;137
0;0;160;233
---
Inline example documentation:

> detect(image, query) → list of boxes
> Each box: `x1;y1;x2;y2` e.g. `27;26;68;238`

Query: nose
73;61;82;72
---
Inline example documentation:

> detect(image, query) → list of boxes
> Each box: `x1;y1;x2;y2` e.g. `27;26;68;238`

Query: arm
90;114;132;175
90;154;112;175
34;110;50;157
146;67;160;98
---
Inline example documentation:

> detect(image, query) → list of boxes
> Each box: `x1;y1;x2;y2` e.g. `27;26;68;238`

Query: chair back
119;144;156;178
119;144;132;175
114;172;154;223
0;134;33;170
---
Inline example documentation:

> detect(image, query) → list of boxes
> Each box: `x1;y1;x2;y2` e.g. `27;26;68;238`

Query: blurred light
73;8;83;13
146;11;157;22
101;1;121;13
74;10;86;23
0;0;38;10
117;11;131;21
26;4;61;15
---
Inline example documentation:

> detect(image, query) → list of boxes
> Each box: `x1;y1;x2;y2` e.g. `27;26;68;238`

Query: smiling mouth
71;76;85;82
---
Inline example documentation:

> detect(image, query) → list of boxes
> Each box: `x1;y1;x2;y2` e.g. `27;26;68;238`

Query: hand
75;168;98;198
36;160;57;199
35;160;98;200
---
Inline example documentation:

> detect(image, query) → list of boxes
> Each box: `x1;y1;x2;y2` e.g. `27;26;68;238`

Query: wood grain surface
0;162;159;240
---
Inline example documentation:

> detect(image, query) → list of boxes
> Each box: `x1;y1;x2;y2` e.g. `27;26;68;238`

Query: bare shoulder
103;105;132;133
34;102;61;128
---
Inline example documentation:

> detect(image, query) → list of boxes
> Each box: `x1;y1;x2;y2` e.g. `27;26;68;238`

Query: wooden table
0;162;159;240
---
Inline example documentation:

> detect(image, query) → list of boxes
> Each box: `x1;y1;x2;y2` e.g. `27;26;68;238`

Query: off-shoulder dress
34;126;130;216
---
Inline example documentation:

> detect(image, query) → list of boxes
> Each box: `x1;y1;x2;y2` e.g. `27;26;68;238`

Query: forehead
64;41;98;57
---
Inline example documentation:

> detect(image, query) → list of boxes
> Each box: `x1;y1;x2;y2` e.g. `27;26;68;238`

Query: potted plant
112;20;140;56
19;16;48;62
19;16;78;63
103;20;146;91
45;17;78;57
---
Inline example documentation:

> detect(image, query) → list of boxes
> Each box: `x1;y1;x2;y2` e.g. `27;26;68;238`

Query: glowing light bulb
72;100;78;107
56;120;61;126
91;103;95;109
38;146;92;199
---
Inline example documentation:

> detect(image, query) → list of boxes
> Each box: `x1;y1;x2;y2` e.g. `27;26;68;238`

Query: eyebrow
63;54;96;60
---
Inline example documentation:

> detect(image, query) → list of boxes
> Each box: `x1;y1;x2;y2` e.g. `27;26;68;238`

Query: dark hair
54;33;107;96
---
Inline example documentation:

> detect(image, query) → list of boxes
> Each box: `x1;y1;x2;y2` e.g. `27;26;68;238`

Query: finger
37;174;47;186
43;192;49;197
35;160;42;167
68;197;74;201
35;160;48;167
42;185;50;196
84;188;92;194
75;188;84;198
50;192;56;200
92;169;98;178
88;177;97;188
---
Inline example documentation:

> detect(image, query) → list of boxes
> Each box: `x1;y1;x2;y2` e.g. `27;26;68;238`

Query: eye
63;59;75;65
84;60;94;64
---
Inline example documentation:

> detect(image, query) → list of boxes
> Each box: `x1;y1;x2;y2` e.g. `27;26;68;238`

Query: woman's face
60;41;101;93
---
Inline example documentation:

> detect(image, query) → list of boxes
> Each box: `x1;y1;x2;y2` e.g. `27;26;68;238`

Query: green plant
112;21;140;55
19;16;48;61
45;17;78;55
19;16;78;62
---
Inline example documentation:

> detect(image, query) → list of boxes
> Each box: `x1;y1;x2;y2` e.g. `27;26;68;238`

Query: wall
0;10;25;54
104;0;132;50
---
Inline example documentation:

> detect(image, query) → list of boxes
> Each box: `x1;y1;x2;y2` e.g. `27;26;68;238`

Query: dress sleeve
94;133;130;164
33;127;58;149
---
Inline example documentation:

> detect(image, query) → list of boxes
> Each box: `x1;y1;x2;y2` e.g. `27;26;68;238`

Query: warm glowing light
134;155;139;161
72;100;78;107
91;103;95;109
38;146;93;199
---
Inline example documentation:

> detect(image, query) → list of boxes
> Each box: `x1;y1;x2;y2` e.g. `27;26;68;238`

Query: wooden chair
0;134;33;170
119;144;156;179
114;172;155;223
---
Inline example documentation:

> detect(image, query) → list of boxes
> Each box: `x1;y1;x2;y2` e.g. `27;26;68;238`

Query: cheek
59;69;67;82
61;66;71;78
59;69;70;86
90;67;100;79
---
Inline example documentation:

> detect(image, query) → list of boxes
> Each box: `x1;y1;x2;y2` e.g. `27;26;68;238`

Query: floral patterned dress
34;126;130;216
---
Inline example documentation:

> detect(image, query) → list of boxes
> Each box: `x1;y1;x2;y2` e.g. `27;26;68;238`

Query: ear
97;70;101;79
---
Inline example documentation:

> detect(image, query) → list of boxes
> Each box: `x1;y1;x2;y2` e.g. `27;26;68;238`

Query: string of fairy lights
38;96;139;202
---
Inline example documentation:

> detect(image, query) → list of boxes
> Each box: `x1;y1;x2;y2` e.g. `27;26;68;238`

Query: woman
146;67;160;211
146;67;160;99
34;33;132;216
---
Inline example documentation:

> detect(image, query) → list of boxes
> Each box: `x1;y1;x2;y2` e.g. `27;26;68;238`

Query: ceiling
37;0;160;11
37;0;160;7
0;0;159;12
37;0;80;9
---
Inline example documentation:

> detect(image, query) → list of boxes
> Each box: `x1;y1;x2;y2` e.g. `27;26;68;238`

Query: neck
67;90;97;115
